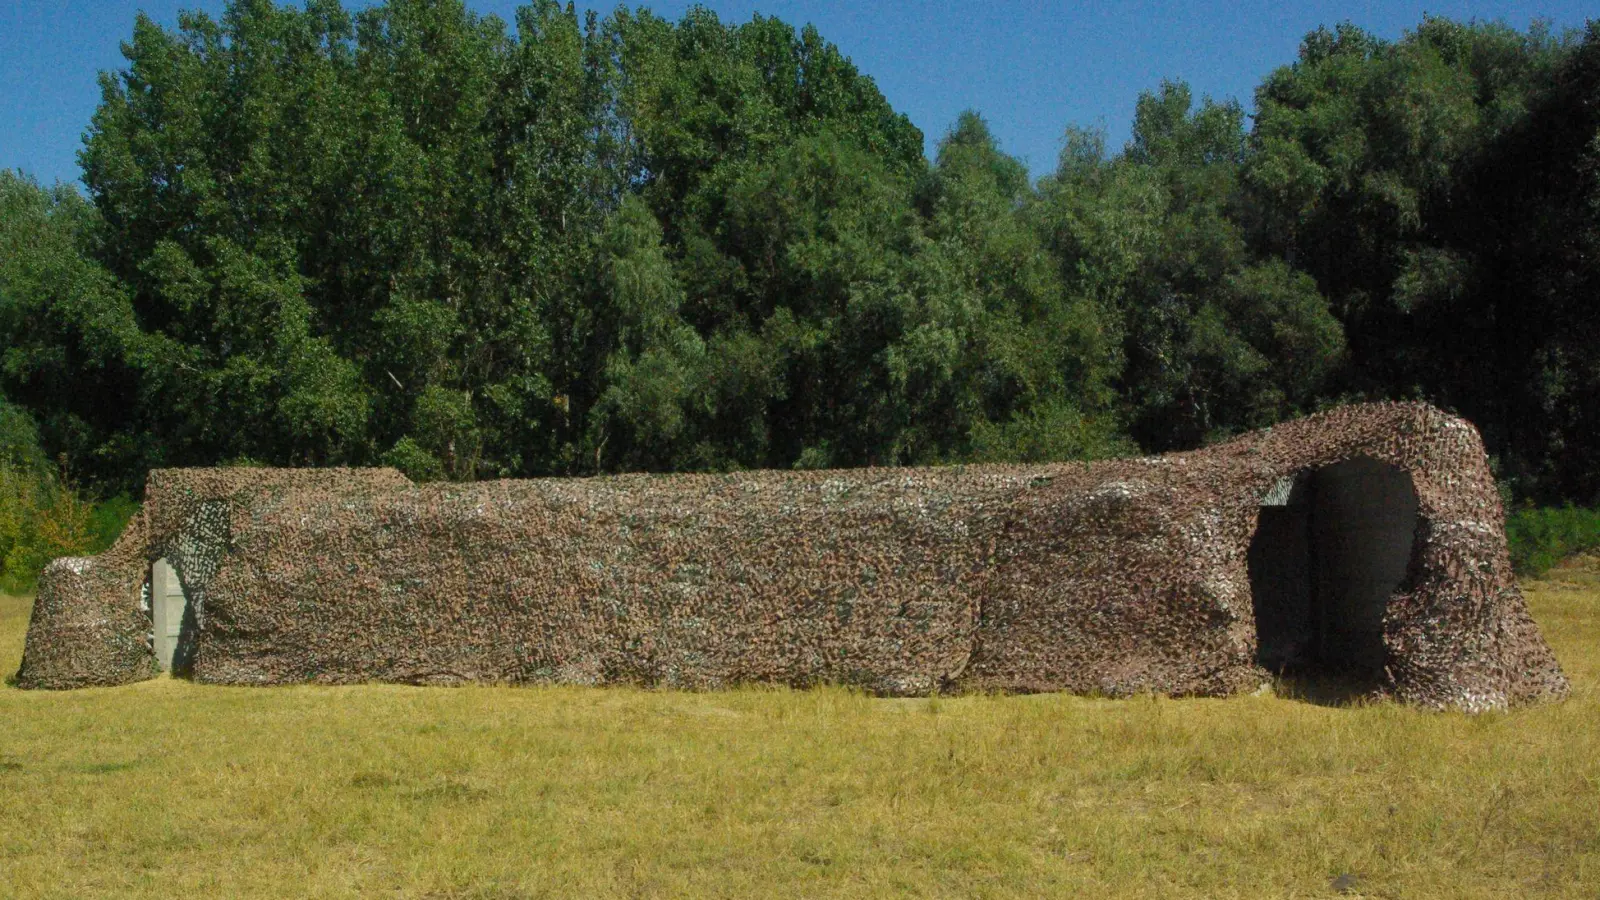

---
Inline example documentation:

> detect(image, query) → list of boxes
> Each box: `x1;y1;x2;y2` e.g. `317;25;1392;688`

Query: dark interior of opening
1247;457;1419;689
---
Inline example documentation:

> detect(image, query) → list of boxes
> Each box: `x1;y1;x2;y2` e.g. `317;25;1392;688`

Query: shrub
87;494;139;552
1506;505;1600;578
1;466;86;593
0;401;46;472
0;463;135;595
382;436;445;482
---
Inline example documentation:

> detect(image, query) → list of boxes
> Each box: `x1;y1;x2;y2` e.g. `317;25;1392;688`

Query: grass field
2;567;1597;899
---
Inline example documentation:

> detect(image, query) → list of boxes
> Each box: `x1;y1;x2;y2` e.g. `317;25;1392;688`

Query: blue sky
3;1;1593;187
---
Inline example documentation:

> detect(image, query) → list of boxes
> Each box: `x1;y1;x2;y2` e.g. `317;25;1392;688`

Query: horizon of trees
2;1;1597;506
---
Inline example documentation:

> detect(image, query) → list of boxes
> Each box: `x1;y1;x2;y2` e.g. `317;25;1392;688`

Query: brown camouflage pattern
14;403;1568;711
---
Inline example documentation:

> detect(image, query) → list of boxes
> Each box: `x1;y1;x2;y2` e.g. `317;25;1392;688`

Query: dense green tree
1425;23;1600;501
1246;17;1592;498
1247;18;1569;396
584;195;706;471
0;170;153;485
26;0;958;484
598;10;936;469
916;113;1125;462
1;3;1596;509
1039;84;1342;449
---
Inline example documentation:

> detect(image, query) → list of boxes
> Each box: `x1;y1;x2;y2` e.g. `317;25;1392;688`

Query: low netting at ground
14;403;1569;711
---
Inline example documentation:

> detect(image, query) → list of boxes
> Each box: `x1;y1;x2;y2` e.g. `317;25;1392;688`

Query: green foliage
0;395;133;592
0;464;97;594
0;399;46;474
0;170;149;487
1506;506;1600;577
381;437;444;483
0;3;1597;546
87;495;139;552
1245;18;1594;500
0;455;137;591
1429;22;1600;502
7;0;956;485
1038;83;1343;450
965;400;1133;464
914;112;1123;463
586;197;705;472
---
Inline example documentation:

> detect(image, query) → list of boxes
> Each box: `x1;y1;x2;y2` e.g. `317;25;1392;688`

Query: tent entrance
150;558;194;673
1247;457;1419;681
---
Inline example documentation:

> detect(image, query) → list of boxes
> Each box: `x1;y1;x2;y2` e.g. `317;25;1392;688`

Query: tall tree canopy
1;3;1596;506
1037;83;1343;451
1247;17;1595;500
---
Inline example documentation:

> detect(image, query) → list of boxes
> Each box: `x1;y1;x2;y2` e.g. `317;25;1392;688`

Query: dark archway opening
1247;457;1419;695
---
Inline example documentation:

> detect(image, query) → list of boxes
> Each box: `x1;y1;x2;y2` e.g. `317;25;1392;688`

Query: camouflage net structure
15;403;1569;711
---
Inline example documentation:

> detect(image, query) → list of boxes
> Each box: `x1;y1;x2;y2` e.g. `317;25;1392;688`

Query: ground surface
1;565;1597;899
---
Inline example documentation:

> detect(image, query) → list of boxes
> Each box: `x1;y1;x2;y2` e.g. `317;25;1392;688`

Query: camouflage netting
14;403;1569;710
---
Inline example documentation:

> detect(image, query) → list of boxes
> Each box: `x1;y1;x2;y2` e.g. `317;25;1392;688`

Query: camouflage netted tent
15;402;1568;711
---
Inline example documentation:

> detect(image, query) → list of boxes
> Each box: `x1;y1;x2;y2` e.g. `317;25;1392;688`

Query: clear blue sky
3;0;1593;187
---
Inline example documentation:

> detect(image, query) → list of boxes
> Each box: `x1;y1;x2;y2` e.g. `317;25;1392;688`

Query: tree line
2;1;1597;507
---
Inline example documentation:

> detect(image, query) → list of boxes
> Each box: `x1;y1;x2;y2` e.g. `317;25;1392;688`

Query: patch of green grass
0;576;1596;899
2;591;29;681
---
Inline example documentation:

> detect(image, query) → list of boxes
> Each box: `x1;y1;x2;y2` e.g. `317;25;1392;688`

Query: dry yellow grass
2;566;1597;899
